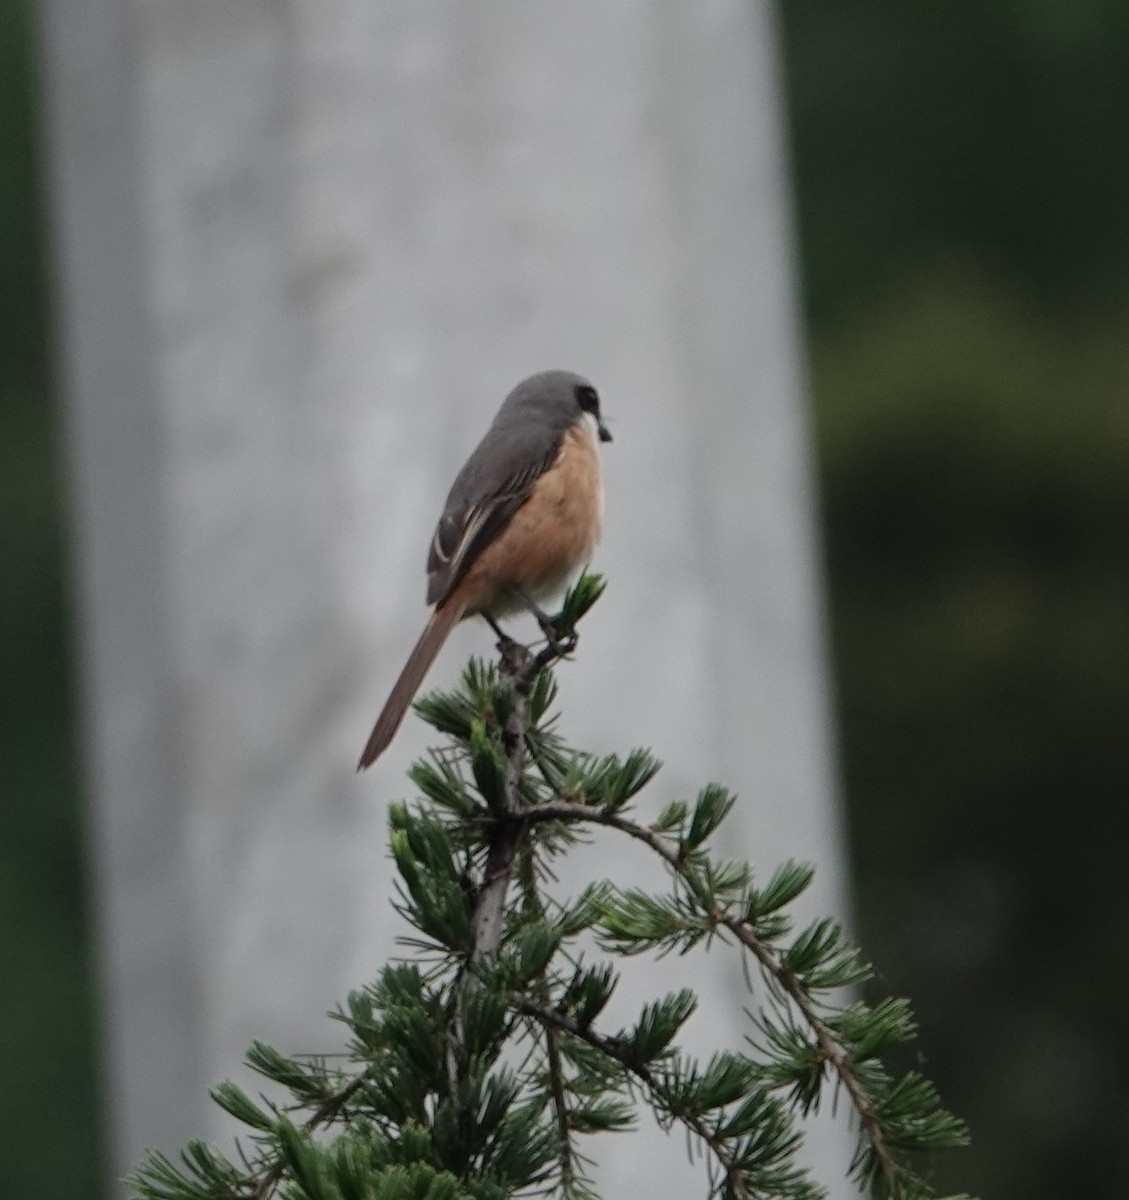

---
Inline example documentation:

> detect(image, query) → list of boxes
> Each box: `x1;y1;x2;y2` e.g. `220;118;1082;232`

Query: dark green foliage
749;862;816;921
781;2;1129;329
806;270;1129;1199
553;573;606;634
567;748;662;814
389;806;475;955
131;581;970;1200
774;9;1129;1197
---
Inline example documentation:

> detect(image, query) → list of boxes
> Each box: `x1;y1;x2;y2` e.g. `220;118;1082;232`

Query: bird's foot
535;611;578;656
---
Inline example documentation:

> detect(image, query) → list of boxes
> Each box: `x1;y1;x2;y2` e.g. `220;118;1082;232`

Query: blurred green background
3;2;1127;1197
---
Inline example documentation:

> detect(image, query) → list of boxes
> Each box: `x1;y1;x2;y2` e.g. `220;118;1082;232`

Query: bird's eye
574;384;600;416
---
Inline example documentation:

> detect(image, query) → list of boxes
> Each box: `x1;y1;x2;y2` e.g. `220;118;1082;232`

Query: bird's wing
425;445;558;608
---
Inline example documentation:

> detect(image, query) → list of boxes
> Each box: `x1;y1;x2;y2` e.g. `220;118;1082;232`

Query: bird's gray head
499;370;613;444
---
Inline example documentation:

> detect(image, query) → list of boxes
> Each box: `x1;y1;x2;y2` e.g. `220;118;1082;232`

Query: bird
358;370;612;769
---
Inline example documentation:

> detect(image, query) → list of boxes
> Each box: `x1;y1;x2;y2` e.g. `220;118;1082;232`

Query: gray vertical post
42;1;855;1195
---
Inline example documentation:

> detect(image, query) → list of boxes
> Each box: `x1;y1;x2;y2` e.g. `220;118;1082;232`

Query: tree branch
515;997;748;1198
249;1066;377;1200
518;799;683;865
721;915;902;1195
544;1023;578;1192
470;633;577;960
512;799;903;1194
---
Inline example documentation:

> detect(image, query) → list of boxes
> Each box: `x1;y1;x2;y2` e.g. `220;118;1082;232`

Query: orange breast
456;423;604;616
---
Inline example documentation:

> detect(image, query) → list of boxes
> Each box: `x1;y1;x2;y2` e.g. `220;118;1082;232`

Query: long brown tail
357;602;466;770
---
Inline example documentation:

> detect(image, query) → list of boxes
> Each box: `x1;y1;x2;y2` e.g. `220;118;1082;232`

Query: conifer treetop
131;575;973;1200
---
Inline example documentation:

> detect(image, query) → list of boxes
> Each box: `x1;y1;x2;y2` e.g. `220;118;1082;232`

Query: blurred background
3;2;1127;1199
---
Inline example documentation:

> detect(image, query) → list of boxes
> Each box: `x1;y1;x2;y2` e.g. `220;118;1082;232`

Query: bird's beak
598;418;613;443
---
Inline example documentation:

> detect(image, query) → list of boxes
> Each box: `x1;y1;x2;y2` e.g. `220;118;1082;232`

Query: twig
721;916;902;1194
514;838;579;1190
250;1067;376;1199
515;997;748;1198
545;1024;578;1191
518;800;683;865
